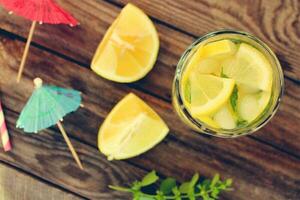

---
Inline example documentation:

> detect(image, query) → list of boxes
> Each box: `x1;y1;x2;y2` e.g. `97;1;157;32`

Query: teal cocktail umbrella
17;78;84;169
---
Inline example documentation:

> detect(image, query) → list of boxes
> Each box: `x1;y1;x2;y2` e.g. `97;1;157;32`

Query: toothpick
57;121;83;170
17;21;37;83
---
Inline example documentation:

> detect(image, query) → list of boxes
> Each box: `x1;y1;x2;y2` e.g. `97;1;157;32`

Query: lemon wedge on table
91;4;159;83
98;93;169;160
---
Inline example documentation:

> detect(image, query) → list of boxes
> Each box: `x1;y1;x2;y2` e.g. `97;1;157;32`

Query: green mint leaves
220;67;239;112
221;67;249;128
221;67;238;113
160;178;177;195
142;171;159;186
236;119;247;128
220;68;229;78
110;171;232;200
230;85;238;112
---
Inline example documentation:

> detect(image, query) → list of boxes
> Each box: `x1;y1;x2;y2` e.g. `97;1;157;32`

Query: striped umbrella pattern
0;101;12;151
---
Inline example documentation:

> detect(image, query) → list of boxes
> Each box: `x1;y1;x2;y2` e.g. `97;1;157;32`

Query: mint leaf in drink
230;85;238;112
221;67;238;112
221;67;229;78
141;171;159;186
236;119;247;128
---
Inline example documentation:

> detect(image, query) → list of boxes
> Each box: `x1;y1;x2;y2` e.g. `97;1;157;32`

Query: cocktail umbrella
0;0;79;82
17;78;84;169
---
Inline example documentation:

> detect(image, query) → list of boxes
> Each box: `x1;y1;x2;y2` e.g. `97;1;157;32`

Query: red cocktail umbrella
0;0;79;82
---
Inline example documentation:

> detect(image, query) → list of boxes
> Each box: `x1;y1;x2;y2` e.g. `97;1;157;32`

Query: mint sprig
109;171;232;200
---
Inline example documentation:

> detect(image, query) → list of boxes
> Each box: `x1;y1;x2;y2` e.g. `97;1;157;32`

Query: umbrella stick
57;121;83;170
17;21;37;83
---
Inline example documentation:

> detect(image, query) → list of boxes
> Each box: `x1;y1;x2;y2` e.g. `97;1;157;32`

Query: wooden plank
0;0;299;158
0;0;118;65
0;163;83;200
0;109;145;199
111;0;300;81
0;34;299;199
0;0;298;83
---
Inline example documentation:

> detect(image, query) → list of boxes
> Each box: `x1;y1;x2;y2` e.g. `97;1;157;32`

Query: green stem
122;189;216;200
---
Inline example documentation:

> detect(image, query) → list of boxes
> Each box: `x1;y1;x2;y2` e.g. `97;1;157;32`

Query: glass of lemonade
172;30;284;138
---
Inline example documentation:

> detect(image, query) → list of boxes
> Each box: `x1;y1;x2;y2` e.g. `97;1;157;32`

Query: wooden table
0;0;299;199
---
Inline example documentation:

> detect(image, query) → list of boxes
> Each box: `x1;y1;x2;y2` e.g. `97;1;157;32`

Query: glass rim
173;29;285;138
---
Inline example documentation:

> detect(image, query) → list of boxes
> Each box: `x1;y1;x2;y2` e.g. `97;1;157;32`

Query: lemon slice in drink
183;40;237;79
190;74;235;117
98;93;169;160
222;43;272;91
91;4;159;83
181;40;237;108
198;116;220;128
200;39;237;59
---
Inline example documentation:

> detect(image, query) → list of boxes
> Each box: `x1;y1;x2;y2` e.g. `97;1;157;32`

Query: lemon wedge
98;93;169;160
183;40;237;78
197;116;220;128
201;39;237;58
181;40;237;108
222;43;272;91
190;74;235;117
91;4;159;83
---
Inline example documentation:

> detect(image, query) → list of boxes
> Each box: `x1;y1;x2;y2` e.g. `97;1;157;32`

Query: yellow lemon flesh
91;4;159;83
182;39;272;129
222;43;272;91
98;93;169;160
190;74;235;117
181;40;237;108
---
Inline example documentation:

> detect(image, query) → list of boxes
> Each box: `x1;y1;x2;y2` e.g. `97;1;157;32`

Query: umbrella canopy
0;0;78;26
17;78;82;133
0;0;79;82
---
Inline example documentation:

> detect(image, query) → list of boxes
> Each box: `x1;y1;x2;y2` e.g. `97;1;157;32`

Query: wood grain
0;163;83;200
111;0;300;81
0;109;145;200
0;0;298;83
0;34;299;199
0;0;299;157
